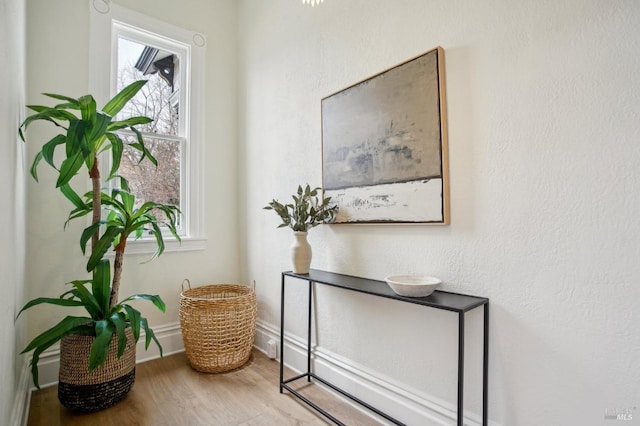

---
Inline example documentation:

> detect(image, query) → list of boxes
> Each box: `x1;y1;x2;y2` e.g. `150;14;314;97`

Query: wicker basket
58;328;136;412
179;280;257;373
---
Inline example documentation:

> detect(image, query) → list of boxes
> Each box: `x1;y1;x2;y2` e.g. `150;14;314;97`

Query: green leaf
92;260;111;315
120;294;166;313
65;207;92;225
56;151;84;188
109;312;128;358
22;316;92;355
140;317;162;356
89;320;114;371
65;119;88;157
157;205;181;242
40;134;66;170
16;297;85;319
86;225;123;272
25;319;92;389
79;222;101;255
29;152;43;182
101;189;126;211
78;95;97;122
115;175;131;192
107;116;153;131
43;92;80;105
18;112;66;142
146;222;165;261
102;80;147;116
129;127;158;166
26;105;51;113
53;102;81;111
68;280;103;319
86;112;111;147
119;189;136;213
105;133;124;179
123;304;141;341
60;280;91;299
59;184;86;210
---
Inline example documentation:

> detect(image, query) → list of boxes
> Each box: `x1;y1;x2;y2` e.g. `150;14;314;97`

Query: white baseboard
10;354;31;426
255;320;487;426
34;322;185;390
23;320;492;426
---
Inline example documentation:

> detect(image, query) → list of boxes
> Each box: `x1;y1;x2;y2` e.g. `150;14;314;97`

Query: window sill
110;237;207;256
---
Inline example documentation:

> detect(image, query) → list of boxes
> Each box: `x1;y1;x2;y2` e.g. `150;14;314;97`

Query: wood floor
28;349;382;426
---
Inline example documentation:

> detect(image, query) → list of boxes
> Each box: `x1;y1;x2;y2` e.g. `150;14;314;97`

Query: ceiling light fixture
302;0;324;6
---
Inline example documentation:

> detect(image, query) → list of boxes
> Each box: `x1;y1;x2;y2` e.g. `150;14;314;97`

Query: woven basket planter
180;281;257;373
58;328;136;412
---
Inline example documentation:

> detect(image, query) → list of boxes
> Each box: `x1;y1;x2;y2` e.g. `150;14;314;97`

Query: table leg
457;311;465;426
307;279;313;381
279;273;285;393
483;303;489;426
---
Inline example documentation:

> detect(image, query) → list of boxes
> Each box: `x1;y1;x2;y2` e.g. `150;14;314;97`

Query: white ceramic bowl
385;275;441;297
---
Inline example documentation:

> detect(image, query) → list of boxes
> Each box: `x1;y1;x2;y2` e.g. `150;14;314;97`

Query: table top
283;269;488;313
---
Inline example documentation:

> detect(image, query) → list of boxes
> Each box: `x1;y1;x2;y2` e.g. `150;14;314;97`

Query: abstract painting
322;47;449;224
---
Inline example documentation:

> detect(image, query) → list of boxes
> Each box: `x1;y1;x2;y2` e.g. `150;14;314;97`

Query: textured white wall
24;0;239;348
238;1;640;424
0;0;26;422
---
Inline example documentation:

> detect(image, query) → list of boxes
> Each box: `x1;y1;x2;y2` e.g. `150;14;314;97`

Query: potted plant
264;184;338;274
17;80;180;412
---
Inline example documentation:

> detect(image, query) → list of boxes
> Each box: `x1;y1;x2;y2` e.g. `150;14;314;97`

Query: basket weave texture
58;327;136;412
180;282;257;373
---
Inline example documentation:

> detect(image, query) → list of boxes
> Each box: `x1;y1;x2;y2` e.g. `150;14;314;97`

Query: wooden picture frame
322;46;449;224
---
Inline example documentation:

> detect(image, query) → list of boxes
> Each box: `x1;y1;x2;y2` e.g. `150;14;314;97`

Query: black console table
279;269;489;426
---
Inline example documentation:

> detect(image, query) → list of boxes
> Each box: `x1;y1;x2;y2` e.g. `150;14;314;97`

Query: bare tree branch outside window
115;40;182;228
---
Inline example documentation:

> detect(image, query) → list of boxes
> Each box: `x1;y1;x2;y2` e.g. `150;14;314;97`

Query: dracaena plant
71;177;180;308
264;184;338;232
17;81;180;388
17;260;164;388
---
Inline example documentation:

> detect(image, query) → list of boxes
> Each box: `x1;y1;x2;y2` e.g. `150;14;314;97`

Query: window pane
116;37;179;137
118;135;182;229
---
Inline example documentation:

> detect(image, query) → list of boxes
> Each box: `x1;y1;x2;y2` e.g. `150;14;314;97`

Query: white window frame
89;1;206;253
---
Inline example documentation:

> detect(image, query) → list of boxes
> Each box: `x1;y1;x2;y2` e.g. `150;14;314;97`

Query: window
113;26;185;233
90;3;206;253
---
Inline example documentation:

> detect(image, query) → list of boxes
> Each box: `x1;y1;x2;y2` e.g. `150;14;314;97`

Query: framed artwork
322;46;449;224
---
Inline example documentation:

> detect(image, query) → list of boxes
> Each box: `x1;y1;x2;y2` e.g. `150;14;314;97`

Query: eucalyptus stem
264;184;338;231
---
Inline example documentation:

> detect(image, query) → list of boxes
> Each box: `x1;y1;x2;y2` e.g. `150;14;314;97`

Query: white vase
290;231;312;274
